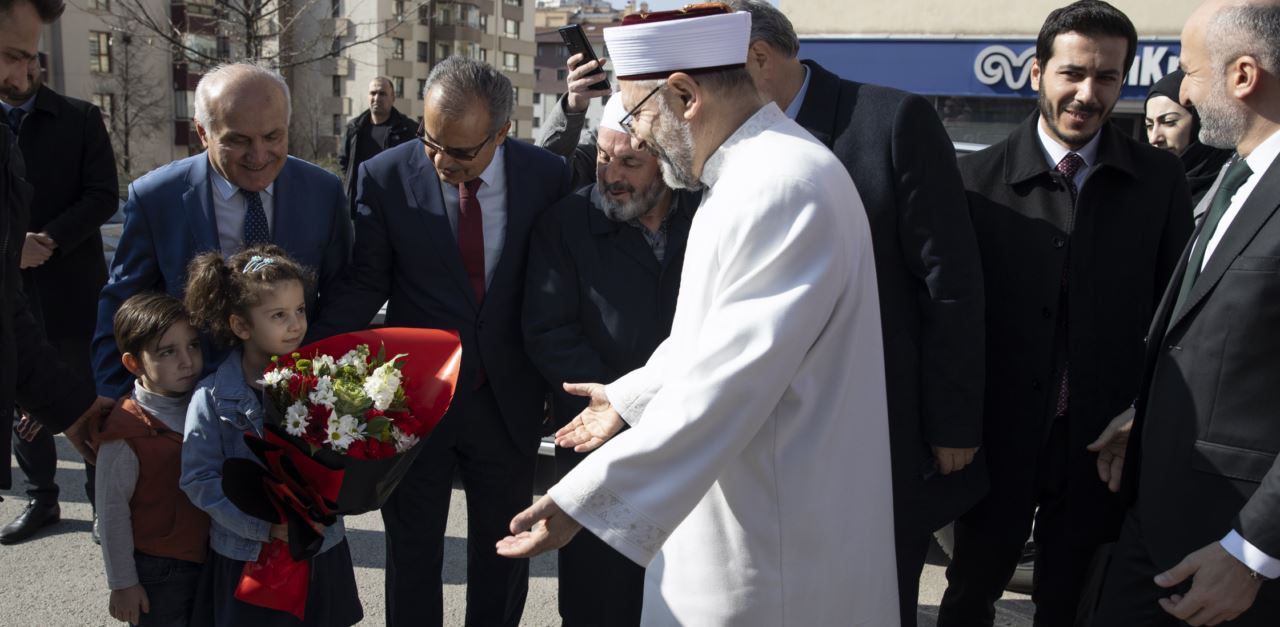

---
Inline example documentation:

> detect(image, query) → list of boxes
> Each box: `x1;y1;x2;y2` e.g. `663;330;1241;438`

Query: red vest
93;397;209;563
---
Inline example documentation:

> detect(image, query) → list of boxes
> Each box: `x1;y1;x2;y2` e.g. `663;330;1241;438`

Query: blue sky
637;0;779;11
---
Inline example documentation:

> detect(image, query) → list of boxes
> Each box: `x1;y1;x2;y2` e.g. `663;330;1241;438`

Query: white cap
604;11;751;81
600;95;627;133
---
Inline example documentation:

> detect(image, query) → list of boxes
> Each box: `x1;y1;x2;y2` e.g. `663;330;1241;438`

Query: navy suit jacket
92;153;353;398
311;138;572;452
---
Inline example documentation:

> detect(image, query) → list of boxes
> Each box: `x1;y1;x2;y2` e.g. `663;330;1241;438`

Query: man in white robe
497;7;899;625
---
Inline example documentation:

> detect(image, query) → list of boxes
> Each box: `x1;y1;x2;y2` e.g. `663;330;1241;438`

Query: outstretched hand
555;382;623;453
64;396;115;465
1086;407;1133;493
496;495;582;559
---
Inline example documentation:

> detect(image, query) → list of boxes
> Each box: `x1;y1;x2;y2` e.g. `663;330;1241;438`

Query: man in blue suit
311;57;571;626
91;62;352;399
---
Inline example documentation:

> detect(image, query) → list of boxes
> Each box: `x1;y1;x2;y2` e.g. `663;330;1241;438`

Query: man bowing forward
497;6;899;626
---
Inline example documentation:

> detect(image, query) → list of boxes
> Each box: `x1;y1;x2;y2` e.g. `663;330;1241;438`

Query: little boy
93;293;210;626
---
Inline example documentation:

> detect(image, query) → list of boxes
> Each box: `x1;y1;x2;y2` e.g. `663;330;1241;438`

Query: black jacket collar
1003;112;1139;185
794;60;846;149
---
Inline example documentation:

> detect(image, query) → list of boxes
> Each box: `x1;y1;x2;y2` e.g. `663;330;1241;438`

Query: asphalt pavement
0;434;1032;626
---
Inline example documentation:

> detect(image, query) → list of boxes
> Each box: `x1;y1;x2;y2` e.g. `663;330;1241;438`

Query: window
330;0;341;18
417;41;430;62
392;37;404;60
503;52;518;72
183;33;218;61
504;0;521;6
393;76;404;98
533;92;540;104
393;0;404;17
417;79;426;100
533;116;540;127
89;0;109;10
478;48;487;62
332;75;342;97
534;68;540;80
91;93;114;120
438;43;451;59
173;90;194;120
504;19;519;38
479;13;488;30
418;3;430;24
511;87;519;105
89;31;112;73
333;114;344;136
556;69;565;81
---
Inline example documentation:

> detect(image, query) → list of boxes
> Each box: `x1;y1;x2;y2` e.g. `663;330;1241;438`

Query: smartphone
557;24;611;92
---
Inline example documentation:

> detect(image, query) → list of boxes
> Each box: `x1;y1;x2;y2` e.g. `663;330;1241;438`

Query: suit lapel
1167;158;1280;332
795;60;841;149
184;155;219;252
405;144;477;309
486;142;534;309
270;158;300;253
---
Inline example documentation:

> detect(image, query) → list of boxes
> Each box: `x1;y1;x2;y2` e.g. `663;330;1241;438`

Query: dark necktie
241;189;271;247
1053;152;1084;417
457;178;486;303
7;108;26;133
1173;157;1254;314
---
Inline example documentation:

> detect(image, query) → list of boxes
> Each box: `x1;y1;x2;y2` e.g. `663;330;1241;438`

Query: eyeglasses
619;84;664;138
416;126;494;161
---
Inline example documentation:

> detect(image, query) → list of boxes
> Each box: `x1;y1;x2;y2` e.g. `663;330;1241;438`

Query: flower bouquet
220;327;462;619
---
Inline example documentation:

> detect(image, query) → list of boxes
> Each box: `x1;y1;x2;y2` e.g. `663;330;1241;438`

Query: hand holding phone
558;24;612;113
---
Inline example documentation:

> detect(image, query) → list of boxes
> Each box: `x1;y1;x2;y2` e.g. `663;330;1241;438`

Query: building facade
779;0;1200;145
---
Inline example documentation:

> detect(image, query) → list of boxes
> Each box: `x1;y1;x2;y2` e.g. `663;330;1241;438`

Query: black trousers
939;418;1096;627
554;445;645;627
12;334;96;508
1092;512;1280;627
381;383;537;627
895;517;934;627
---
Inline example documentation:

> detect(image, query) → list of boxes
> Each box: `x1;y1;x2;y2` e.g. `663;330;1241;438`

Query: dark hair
184;245;313;347
113;292;188;357
0;0;65;23
726;0;800;58
423;56;513;137
1036;1;1138;77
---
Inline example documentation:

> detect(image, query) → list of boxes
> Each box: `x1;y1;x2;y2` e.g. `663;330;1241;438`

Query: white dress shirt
1037;119;1102;193
1198;128;1280;579
439;144;507;288
782;64;811;120
1200;128;1280;270
209;163;275;256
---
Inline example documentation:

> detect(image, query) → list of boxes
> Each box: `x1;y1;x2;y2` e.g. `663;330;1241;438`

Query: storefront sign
799;38;1181;100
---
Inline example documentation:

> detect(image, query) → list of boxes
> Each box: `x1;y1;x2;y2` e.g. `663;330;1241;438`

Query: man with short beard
523;95;698;627
938;2;1193;626
498;5;897;625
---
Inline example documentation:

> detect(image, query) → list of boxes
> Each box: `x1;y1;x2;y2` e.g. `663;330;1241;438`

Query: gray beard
1195;85;1249;150
591;177;667;223
650;98;703;191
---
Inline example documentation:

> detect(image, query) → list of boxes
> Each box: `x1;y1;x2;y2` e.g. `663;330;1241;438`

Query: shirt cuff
1221;530;1280;580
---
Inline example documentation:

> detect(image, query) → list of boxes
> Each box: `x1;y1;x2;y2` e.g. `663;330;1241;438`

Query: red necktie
457;178;485;303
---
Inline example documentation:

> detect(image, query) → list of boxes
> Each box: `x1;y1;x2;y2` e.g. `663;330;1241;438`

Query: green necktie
1173;157;1253;314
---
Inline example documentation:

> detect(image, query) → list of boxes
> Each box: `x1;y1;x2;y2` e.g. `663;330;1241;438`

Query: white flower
283;401;310;436
259;368;289;389
337;348;368;376
311;354;337;376
309;375;337;408
391;427;419;454
342;415;367;442
325;414;357;451
362;359;404;411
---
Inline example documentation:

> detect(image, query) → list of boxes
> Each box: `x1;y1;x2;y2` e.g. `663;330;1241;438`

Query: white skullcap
604;10;751;81
600;95;627;133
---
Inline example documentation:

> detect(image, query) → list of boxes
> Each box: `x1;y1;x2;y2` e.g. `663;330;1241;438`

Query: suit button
1032;378;1041;390
1052;237;1065;248
1041;306;1052;319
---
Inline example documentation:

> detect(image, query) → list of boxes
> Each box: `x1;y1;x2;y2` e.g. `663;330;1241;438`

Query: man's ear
1230;55;1262;100
748;40;772;72
667;73;701;122
230;314;254;342
121;352;145;379
1030;58;1043;93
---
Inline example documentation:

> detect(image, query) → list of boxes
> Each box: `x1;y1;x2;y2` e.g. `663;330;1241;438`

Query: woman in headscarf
1145;69;1234;206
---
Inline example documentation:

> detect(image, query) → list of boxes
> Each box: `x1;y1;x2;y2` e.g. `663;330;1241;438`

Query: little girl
179;245;362;627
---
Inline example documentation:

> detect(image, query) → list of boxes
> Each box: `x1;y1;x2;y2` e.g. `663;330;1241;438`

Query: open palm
555;382;624;453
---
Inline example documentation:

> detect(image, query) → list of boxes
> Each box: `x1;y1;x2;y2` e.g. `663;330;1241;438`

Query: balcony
322;17;351;38
384;58;414;78
432;24;483;43
383;17;413;39
317;55;353;76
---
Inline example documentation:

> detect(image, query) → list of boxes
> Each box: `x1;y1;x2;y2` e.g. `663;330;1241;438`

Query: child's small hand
108;584;149;624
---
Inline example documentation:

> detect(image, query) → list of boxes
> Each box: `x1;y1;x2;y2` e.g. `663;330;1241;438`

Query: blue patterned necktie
7;108;26;133
242;189;270;247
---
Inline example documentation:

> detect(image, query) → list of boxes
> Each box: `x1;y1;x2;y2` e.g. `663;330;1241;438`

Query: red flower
364;408;385;420
346;439;373;460
287;374;317;399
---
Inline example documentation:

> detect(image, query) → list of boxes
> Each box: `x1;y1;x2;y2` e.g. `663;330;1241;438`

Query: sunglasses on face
416;126;494;161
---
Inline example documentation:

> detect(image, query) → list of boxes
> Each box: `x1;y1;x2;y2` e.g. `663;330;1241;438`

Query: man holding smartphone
537;53;613;190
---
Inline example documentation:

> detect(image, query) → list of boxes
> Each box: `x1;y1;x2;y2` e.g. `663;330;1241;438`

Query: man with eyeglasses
311;56;571;627
497;6;897;625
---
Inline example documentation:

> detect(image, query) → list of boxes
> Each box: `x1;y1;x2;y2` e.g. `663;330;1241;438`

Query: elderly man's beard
592;175;668;222
647;96;702;191
1195;77;1250;150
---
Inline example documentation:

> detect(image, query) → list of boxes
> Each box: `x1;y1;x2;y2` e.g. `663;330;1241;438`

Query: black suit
0;124;96;491
940;114;1192;627
11;86;117;506
338;107;417;218
1092;152;1280;626
312;138;571;626
793;60;987;625
523;185;696;626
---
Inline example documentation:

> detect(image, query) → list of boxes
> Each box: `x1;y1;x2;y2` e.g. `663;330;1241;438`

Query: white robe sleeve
549;179;854;565
605;337;676;427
